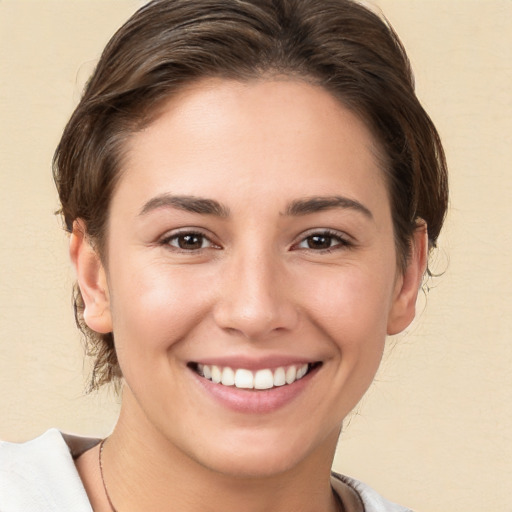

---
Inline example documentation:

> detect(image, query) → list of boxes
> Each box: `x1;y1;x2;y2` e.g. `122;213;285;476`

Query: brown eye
165;232;214;251
295;231;350;251
177;234;203;250
306;235;334;250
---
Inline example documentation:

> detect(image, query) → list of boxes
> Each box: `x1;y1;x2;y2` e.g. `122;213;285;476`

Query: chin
186;426;337;480
199;447;306;479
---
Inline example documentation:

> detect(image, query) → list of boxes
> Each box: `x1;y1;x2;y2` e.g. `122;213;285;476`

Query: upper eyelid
160;232;221;254
291;228;354;250
296;228;352;241
159;227;215;240
156;227;353;247
158;228;222;248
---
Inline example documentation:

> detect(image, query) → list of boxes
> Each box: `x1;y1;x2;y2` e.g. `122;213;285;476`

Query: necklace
99;438;118;512
99;437;345;512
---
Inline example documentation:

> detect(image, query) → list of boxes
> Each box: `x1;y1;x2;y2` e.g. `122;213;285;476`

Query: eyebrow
139;194;230;217
284;196;373;219
138;193;372;220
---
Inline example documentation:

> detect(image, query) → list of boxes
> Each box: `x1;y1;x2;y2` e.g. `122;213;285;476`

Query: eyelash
159;228;351;254
159;230;220;252
292;229;352;253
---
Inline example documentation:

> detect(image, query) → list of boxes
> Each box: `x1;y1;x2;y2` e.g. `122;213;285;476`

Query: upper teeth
197;364;310;390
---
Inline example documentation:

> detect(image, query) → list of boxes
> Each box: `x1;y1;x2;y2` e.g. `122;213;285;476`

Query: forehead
115;78;388;217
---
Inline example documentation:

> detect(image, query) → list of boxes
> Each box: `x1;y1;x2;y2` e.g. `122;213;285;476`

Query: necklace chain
98;437;344;512
99;438;118;512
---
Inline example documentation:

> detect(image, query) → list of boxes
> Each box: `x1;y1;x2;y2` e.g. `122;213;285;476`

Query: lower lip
191;367;318;414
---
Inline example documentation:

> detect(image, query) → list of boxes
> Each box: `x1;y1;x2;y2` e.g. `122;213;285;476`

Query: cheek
107;258;215;358
298;262;396;342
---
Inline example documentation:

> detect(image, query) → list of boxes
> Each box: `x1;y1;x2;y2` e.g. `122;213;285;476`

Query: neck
103;391;340;512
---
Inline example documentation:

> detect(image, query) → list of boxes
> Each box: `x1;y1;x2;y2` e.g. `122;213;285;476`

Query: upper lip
188;355;320;371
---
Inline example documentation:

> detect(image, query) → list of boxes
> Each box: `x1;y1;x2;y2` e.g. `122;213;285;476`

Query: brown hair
53;0;448;389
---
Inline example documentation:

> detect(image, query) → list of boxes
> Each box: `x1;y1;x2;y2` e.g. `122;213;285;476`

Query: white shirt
0;429;412;511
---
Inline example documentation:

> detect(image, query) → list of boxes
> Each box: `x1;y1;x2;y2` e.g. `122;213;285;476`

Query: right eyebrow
138;194;230;217
283;195;373;220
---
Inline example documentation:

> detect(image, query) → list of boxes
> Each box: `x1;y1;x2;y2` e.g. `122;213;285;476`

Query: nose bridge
213;241;297;339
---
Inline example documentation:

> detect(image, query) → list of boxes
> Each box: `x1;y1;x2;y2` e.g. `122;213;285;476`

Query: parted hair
53;0;448;390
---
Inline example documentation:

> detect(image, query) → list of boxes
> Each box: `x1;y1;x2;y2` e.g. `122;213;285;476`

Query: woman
0;0;447;510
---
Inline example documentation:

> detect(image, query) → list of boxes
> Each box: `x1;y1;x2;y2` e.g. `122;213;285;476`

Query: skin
72;78;427;512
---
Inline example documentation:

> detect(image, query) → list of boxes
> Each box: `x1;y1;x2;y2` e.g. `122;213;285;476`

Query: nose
212;248;299;340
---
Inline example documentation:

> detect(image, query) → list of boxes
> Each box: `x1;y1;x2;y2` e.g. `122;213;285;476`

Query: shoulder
0;429;96;512
331;472;415;512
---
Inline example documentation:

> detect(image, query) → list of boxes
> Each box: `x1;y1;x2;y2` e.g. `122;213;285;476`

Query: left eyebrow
283;196;373;219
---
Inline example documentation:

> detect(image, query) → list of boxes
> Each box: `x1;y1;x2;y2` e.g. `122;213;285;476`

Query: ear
387;221;428;335
69;220;112;334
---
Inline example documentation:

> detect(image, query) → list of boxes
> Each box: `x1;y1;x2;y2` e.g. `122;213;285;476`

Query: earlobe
387;221;428;335
69;220;112;334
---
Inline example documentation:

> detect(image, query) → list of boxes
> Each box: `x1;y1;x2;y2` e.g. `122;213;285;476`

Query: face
74;78;425;478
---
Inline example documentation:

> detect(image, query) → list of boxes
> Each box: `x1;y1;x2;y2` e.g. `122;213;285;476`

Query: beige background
1;1;511;510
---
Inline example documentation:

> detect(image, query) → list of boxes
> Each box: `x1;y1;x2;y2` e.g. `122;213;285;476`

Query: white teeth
285;365;296;384
211;365;222;384
198;363;314;389
273;367;286;387
254;369;274;390
221;367;235;386
296;363;308;380
235;369;254;389
202;364;212;379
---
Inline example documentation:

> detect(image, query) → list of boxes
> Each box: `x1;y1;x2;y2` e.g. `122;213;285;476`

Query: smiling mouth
188;362;322;390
